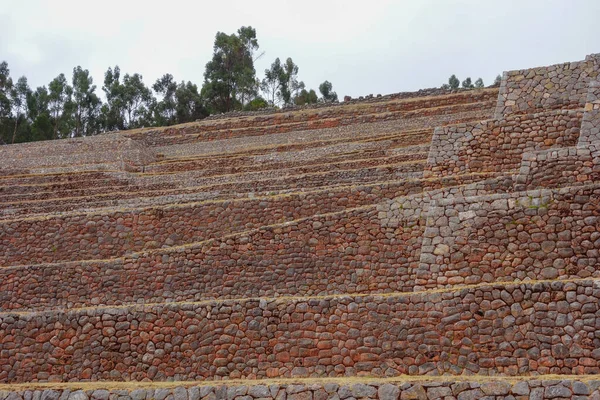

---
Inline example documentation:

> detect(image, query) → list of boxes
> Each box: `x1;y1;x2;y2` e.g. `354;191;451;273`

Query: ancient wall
495;53;600;117
423;109;582;178
416;185;600;289
2;379;599;400
0;135;155;174
132;90;497;147
2;54;600;400
581;80;600;160
0;175;497;307
1;279;598;382
515;146;598;190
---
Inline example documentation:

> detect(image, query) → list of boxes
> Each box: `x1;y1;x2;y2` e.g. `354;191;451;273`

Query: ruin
0;54;600;399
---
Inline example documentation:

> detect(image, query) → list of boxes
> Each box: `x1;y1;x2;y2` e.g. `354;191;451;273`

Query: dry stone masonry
1;54;600;399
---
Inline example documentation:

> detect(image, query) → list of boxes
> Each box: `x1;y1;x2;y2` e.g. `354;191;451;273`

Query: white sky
1;0;599;99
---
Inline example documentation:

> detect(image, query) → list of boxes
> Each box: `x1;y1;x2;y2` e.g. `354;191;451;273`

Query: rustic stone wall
1;379;599;400
0;135;155;174
580;81;600;163
1;177;502;310
495;53;600;117
131;90;497;147
1;280;598;382
416;185;600;291
2;54;600;398
423;109;582;178
515;146;598;190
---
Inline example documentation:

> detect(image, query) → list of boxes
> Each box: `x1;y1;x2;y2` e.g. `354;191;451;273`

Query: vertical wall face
495;54;600;118
423;110;583;178
0;136;156;173
580;81;600;156
3;54;600;398
417;187;600;289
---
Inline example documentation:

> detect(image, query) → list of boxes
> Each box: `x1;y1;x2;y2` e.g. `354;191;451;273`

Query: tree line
0;26;338;145
441;74;502;90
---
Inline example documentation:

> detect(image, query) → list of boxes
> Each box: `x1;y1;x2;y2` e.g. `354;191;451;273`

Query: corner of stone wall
493;71;509;119
579;80;600;158
423;126;446;178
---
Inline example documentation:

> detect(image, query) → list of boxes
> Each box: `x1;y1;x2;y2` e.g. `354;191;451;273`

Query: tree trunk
53;110;59;140
76;111;81;137
11;113;18;144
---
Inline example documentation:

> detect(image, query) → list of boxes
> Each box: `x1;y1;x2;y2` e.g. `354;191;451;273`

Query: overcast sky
1;0;599;99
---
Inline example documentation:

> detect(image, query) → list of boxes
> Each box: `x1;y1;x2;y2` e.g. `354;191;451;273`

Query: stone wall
495;53;600;117
0;176;497;308
580;81;600;160
0;135;155;174
201;85;493;121
0;280;598;382
1;379;599;400
2;53;600;398
131;90;497;147
515;146;598;190
423;109;582;178
416;185;600;291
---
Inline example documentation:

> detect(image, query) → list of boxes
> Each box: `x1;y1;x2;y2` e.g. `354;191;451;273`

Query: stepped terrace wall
0;136;155;174
513;81;600;190
156;111;479;160
416;185;600;291
1;379;598;400
495;53;600;117
143;140;429;175
129;90;497;146
515;146;599;190
581;81;600;159
423;109;582;178
0;177;508;308
0;155;425;204
0;280;598;382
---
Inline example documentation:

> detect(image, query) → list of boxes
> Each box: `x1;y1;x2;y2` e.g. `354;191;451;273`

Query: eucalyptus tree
202;26;259;113
153;73;178;125
72;66;101;137
319;80;338;102
10;76;31;143
48;73;73;139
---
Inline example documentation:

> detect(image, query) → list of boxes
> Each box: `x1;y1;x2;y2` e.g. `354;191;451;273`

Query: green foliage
27;86;53;141
48;73;74;139
121;73;153;128
202;26;259;113
261;58;283;106
0;61;11;118
294;88;318;105
448;74;460;89
319;80;338;102
461;77;474;89
175;81;208;123
244;96;269;111
72;66;101;137
10;76;31;143
153;73;178;126
102;66;125;131
279;58;300;106
474;78;484;88
102;67;153;130
0;26;342;144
